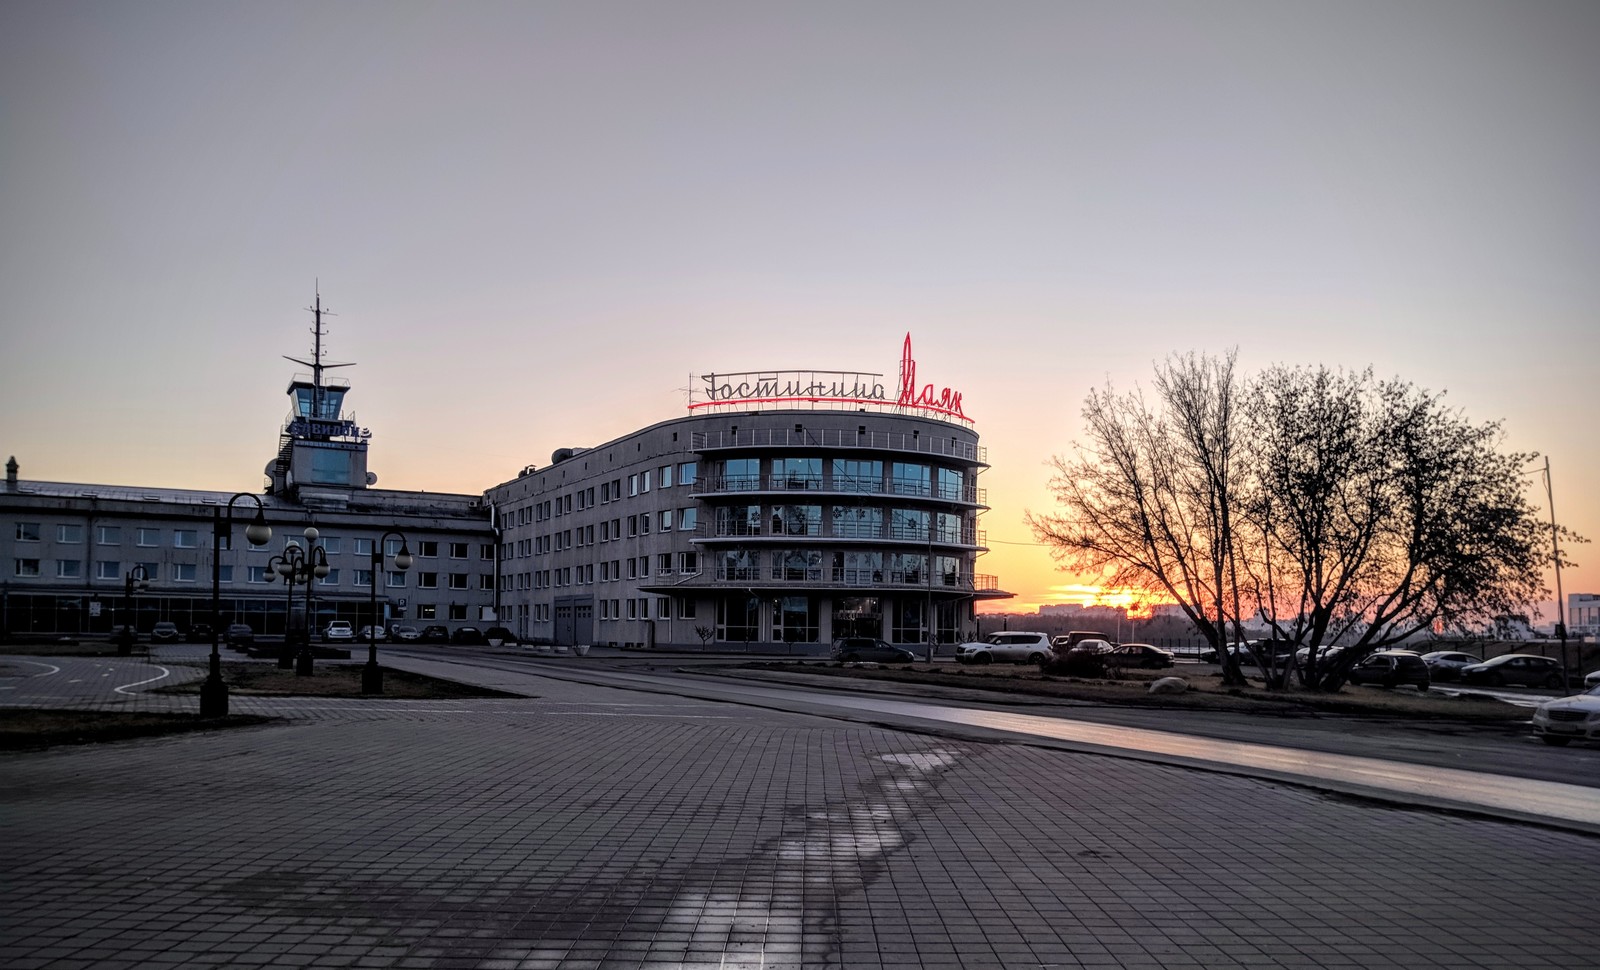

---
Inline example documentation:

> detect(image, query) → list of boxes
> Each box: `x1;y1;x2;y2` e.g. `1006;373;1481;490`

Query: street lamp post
119;564;152;656
365;530;414;694
265;550;297;670
208;494;271;717
270;529;329;676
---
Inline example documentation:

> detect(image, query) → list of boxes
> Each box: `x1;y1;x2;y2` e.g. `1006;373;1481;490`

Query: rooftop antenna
284;284;354;419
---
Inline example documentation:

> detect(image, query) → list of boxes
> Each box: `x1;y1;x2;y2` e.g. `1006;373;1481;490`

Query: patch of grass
0;709;274;750
155;662;524;699
734;662;1530;723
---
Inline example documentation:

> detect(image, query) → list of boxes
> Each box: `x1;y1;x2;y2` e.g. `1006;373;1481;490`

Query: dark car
1346;651;1431;689
1420;650;1479;681
150;621;181;643
421;625;450;643
451;626;486;646
1108;643;1176;669
1459;654;1565;689
186;623;214;643
225;623;254;647
483;626;517;645
831;637;915;664
106;624;139;644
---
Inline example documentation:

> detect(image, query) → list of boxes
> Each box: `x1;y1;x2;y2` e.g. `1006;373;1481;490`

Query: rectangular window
15;522;41;542
319;569;341;586
658;553;673;574
659;465;673;488
14;558;41;577
450;542;468;559
678;462;697;486
449;573;468;590
385;537;404;556
678;596;696;619
248;566;272;584
628;599;638;620
173;563;197;583
657;598;671;618
218;565;233;583
418;540;438;558
57;524;84;543
355;569;373;588
638;556;649;578
449;604;468;621
173;529;198;549
600;521;610;542
479;574;493;590
56;559;82;579
97;526;121;545
418;604;436;620
418;572;438;589
601;482;610;502
659;510;672;531
387;571;406;588
137;562;159;581
354;538;373;557
137;528;161;547
320;536;342;555
97;560;121;580
627;558;637;580
642;470;651;492
480;543;494;560
628;516;638;537
678;507;698;531
640;514;651;535
680;551;699;574
629;474;639;496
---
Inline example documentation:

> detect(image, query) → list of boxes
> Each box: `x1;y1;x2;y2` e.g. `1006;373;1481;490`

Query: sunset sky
3;2;1596;620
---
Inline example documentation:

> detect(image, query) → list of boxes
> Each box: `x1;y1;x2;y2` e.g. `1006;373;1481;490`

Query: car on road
390;625;421;642
956;632;1054;665
358;624;387;642
1420;651;1480;681
1346;651;1432;690
451;626;487;646
186;623;214;643
1586;669;1600;689
421;625;450;643
225;623;254;647
832;637;915;664
150;621;181;643
1531;684;1600;746
1459;654;1565;689
1106;643;1176;669
323;620;355;643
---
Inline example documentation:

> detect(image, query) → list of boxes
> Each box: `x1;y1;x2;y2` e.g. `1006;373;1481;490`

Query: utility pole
1543;457;1569;687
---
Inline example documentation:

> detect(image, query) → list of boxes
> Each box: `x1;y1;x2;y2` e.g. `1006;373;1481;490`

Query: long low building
2;310;1007;649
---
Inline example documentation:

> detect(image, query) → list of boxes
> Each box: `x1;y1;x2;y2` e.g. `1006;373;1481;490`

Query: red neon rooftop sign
691;333;969;422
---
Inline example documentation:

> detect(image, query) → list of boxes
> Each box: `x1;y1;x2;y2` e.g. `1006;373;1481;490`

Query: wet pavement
1;646;1597;968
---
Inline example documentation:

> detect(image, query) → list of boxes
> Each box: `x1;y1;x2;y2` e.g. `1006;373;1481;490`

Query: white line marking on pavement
115;667;174;694
16;661;62;676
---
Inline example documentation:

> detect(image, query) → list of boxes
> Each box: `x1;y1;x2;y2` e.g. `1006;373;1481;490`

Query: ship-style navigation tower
265;291;374;504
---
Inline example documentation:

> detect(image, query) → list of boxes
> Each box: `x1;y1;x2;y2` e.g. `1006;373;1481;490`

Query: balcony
692;520;987;548
692;428;987;465
692;474;987;507
644;567;1006;596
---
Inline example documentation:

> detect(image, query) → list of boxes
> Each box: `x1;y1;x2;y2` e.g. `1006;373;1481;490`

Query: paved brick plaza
2;655;1596;968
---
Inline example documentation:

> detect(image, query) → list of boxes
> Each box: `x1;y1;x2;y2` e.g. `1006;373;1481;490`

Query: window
678;597;696;619
353;569;373;588
387;571;406;588
600;521;610;541
354;539;373;557
97;561;121;580
600;561;611;582
449;573;468;590
601;481;610;502
14;559;41;577
418;604;436;620
137;528;161;547
630;474;639;496
640;514;650;535
678;462;697;486
56;560;82;579
15;522;41;542
450;542;468;559
385;537;404;556
638;556;649;578
628;516;638;538
659;465;673;488
679;551;699;574
627;558;637;580
659;510;672;532
479;574;493;590
480;543;494;560
173;563;197;583
642;470;651;492
658;553;673;574
418;540;438;558
320;536;342;555
628;599;638;619
891;462;932;497
418;572;439;589
319;569;341;586
97;526;121;545
248;566;272;584
218;565;233;583
447;604;466;621
678;507;697;531
657;598;670;619
136;562;159;581
173;529;198;549
832;458;883;493
57;524;84;543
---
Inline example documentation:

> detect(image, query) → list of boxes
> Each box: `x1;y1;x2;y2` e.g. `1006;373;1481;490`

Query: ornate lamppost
364;530;413;694
270;528;329;676
118;564;152;657
208;494;271;717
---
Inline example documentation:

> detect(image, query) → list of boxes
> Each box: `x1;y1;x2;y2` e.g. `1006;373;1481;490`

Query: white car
1586;669;1600;689
1531;685;1600;746
323;620;354;642
358;625;387;642
955;632;1054;666
390;625;421;642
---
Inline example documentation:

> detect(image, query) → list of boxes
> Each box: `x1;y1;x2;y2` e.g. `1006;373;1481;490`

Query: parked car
956;632;1054;665
1064;637;1115;658
1051;631;1114;652
1107;643;1175;669
1346;651;1432;690
832;637;915;664
323;620;355;643
1420;651;1480;682
1586;669;1600;689
421;625;450;643
483;626;517;645
358;624;387;642
390;625;421;642
186;623;215;643
1459;654;1565;689
225;623;254;647
451;626;486;646
150;621;181;643
1531;684;1600;746
106;624;138;644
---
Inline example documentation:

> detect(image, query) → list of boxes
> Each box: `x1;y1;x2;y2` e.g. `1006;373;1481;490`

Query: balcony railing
693;521;987;547
692;428;986;464
692;474;986;506
663;567;1004;593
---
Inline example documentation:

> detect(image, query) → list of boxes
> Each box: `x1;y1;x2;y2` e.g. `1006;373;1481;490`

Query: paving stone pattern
1;651;1596;968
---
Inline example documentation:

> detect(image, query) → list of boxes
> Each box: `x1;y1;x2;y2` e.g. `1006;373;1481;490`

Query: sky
2;1;1597;620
